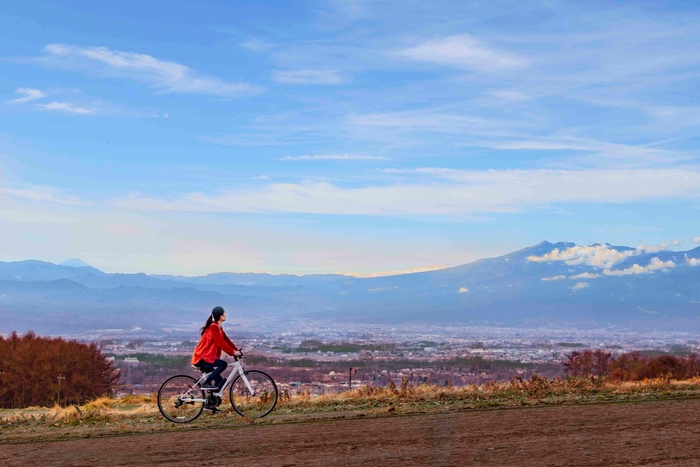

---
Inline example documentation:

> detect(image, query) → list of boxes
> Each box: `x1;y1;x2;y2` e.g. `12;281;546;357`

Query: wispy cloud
277;154;388;161
685;256;700;267
0;186;86;205
673;238;684;245
272;69;343;85
467;137;688;166
694;237;700;244
571;282;589;291
112;168;700;215
0;209;76;224
10;87;47;103
37;101;95;115
240;38;279;53
43;44;264;97
351;111;488;130
395;34;528;72
489;90;527;101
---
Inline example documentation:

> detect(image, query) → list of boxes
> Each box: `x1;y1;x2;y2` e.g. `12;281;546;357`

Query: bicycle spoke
158;375;204;423
229;370;278;418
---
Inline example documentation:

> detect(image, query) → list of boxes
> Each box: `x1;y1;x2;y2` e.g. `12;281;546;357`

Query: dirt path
3;399;700;466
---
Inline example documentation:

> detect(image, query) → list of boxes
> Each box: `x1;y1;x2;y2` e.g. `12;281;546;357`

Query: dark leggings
195;359;228;388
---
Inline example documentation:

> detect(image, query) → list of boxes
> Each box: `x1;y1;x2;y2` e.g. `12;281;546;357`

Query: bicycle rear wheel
229;370;278;418
158;375;205;423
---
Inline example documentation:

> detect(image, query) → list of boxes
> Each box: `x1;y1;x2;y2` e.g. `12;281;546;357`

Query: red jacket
191;322;238;364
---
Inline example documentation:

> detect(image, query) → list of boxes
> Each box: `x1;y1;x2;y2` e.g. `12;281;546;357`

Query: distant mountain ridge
1;241;699;334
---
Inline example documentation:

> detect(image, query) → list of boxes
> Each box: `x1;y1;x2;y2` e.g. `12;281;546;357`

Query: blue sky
1;0;700;275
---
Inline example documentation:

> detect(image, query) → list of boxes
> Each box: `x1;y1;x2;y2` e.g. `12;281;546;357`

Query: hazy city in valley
101;325;699;398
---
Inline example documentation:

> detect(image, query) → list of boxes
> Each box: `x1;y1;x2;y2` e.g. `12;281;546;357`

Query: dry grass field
3;375;700;444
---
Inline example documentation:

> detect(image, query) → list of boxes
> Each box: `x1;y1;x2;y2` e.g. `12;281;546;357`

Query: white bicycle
157;351;278;423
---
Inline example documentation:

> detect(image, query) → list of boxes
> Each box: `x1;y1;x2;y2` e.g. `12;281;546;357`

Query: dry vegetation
3;375;700;443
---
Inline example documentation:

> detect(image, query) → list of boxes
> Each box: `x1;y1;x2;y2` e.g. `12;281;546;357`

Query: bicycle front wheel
158;375;205;423
229;370;278;418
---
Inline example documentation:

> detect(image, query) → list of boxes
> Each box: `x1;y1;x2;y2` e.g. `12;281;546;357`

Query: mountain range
1;241;699;334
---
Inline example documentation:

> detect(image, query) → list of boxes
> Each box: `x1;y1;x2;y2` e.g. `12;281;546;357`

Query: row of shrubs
562;349;700;381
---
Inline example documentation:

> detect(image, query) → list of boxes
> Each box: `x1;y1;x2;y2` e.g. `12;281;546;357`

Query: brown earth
2;399;700;466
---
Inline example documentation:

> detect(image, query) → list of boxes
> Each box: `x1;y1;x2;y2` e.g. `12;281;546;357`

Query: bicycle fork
239;371;255;396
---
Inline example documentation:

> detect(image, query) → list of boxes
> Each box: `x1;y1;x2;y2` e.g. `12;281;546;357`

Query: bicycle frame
183;358;255;403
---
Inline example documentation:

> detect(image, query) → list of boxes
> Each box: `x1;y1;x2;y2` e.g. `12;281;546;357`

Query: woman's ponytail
200;306;225;336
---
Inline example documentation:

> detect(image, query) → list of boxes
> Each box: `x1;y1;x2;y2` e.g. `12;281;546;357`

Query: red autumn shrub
562;350;612;377
0;331;118;408
563;350;700;381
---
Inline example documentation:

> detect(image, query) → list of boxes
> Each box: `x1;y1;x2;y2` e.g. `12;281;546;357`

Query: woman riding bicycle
158;306;277;422
191;306;239;391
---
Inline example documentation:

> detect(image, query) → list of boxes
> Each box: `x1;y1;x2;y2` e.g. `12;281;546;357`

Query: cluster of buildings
92;323;700;397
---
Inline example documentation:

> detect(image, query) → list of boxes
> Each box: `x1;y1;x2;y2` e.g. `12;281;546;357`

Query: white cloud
528;243;670;269
43;44;263;97
673;238;684;245
528;244;638;269
10;87;47;103
272;69;343;85
694;237;700;244
636;243;669;253
686;256;700;267
396;34;528;72
541;275;566;281
37;101;95;115
603;257;676;276
572;282;589;290
569;272;601;279
112;168;700;215
277;154;388;161
458;286;469;293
